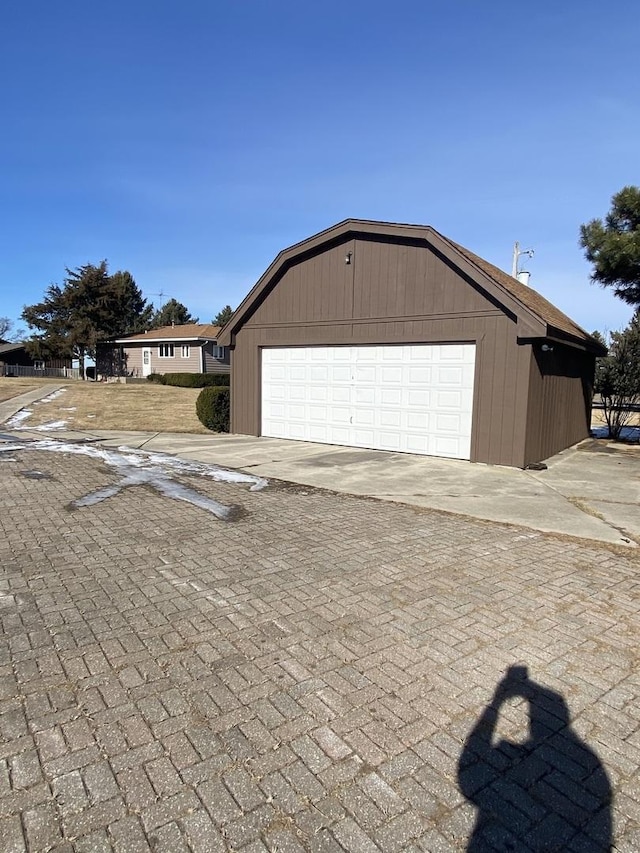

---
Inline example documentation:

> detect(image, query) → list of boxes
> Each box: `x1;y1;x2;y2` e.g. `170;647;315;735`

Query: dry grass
591;408;640;429
0;377;63;403
16;380;212;434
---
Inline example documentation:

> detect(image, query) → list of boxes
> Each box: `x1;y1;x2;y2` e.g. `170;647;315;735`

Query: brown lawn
0;377;63;403
591;407;640;429
13;380;212;433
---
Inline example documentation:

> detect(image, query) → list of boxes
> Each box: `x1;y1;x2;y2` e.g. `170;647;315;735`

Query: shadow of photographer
458;665;612;851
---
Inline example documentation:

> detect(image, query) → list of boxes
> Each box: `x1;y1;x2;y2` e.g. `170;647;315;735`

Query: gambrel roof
218;219;605;354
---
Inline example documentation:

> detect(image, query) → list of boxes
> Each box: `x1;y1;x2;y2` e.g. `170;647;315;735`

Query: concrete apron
12;427;638;549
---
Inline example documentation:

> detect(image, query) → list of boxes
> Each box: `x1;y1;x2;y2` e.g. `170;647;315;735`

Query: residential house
100;324;230;378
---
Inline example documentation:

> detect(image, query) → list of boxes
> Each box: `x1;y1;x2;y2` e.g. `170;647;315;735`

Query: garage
218;219;604;468
261;344;476;459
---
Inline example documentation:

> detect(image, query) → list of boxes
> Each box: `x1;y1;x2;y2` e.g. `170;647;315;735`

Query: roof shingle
115;324;221;343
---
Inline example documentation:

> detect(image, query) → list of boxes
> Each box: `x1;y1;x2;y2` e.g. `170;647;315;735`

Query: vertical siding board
508;344;532;468
522;346;593;465
476;317;495;463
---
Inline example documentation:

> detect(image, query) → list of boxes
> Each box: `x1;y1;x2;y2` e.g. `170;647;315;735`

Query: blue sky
1;1;638;337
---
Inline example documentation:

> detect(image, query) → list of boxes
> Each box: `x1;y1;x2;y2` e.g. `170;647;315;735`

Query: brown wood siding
232;235;536;465
524;345;595;464
353;238;492;319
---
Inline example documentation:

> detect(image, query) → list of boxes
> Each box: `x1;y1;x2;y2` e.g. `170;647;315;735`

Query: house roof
0;342;27;355
217;219;605;354
114;324;221;344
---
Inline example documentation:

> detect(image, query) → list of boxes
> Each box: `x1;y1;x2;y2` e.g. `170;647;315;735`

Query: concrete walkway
6;420;639;548
0;382;68;425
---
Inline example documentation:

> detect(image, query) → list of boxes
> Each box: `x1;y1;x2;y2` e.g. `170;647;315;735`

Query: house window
212;346;225;359
34;360;45;370
158;344;174;358
181;345;190;358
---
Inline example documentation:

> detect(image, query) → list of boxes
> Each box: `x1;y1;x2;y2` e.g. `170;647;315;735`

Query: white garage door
261;344;476;459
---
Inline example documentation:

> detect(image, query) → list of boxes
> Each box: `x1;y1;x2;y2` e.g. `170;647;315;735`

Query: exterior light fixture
345;252;352;265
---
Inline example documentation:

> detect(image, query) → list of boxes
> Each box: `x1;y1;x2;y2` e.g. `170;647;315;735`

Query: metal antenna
146;290;173;303
511;242;534;278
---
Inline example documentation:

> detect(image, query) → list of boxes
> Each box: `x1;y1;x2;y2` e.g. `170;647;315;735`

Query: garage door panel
331;426;351;442
407;412;428;429
308;426;328;442
381;366;402;383
380;410;402;428
438;366;464;385
409;367;432;384
439;345;466;360
407;389;431;407
331;406;351;423
380;388;402;405
355;387;375;405
261;345;475;459
355;366;376;382
331;386;350;403
406;434;429;453
353;428;375;445
353;409;375;426
436;413;463;433
267;384;286;400
378;432;402;450
288;423;306;439
437;390;464;409
331;366;351;382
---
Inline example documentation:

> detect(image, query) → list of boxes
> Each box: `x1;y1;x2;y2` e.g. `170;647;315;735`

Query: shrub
147;373;166;384
196;386;230;432
595;311;640;440
161;372;230;388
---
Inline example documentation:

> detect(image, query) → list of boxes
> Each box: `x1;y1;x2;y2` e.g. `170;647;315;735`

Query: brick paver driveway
1;444;639;852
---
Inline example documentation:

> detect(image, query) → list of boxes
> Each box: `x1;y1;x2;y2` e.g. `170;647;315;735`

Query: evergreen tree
212;305;233;326
580;186;640;306
22;262;152;378
151;298;198;328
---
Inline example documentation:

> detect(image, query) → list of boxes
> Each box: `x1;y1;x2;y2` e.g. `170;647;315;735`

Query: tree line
5;261;233;378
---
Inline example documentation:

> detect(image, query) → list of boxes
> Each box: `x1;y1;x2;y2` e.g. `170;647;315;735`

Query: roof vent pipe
517;271;531;286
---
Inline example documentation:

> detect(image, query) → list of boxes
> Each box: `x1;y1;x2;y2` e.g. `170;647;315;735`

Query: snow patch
5;439;267;520
28;420;68;431
36;389;67;404
5;409;32;428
